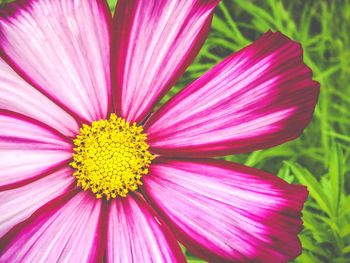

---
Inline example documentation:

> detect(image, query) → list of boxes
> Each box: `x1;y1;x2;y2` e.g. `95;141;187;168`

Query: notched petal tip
145;30;320;157
143;159;309;262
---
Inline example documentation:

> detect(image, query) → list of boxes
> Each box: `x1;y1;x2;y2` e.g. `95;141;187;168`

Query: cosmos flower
0;0;319;262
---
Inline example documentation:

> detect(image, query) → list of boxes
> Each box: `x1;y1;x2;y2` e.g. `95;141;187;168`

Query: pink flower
0;0;319;262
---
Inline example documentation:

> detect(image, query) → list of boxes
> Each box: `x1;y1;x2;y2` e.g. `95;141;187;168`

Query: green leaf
285;162;333;217
328;142;345;215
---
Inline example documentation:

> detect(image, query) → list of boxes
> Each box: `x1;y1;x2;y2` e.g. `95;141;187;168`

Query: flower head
0;0;319;262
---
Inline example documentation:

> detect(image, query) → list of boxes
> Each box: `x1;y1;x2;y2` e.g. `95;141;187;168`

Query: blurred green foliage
1;0;349;262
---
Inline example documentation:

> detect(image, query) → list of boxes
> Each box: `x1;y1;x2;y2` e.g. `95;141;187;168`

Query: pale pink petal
0;112;72;187
0;0;112;122
0;167;74;238
0;58;79;137
107;193;185;263
112;0;219;123
145;31;320;157
143;159;308;262
0;191;104;263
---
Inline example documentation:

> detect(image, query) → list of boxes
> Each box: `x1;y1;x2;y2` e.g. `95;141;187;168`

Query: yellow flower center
70;114;154;199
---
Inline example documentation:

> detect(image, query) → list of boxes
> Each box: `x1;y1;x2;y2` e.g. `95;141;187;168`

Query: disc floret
70;114;154;199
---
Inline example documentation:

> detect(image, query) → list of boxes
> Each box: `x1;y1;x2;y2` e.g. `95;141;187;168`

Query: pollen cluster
70;114;154;199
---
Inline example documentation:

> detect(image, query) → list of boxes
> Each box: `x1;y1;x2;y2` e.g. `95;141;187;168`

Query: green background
1;0;349;262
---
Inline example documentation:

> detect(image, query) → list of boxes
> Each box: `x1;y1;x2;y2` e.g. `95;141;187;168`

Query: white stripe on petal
0;0;111;122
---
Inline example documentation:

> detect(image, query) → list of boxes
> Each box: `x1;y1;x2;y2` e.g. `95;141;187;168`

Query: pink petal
112;0;219;123
0;167;74;238
0;191;104;263
107;193;186;263
145;31;320;157
0;112;72;187
143;159;308;262
0;58;79;137
0;0;112;122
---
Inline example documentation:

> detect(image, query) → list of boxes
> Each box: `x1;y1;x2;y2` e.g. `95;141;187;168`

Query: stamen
70;114;154;199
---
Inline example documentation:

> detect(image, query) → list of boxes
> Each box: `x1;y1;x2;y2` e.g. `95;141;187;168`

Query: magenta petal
0;112;72;187
0;0;112;122
112;0;219;123
107;193;186;263
0;167;74;238
143;159;308;262
145;31;320;157
0;192;103;263
0;58;79;137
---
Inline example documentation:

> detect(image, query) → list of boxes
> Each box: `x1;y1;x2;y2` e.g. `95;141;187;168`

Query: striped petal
0;192;104;263
145;31;319;157
0;0;112;122
143;159;308;263
0;167;74;238
0;58;79;137
112;0;219;123
0;111;72;187
107;193;185;263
